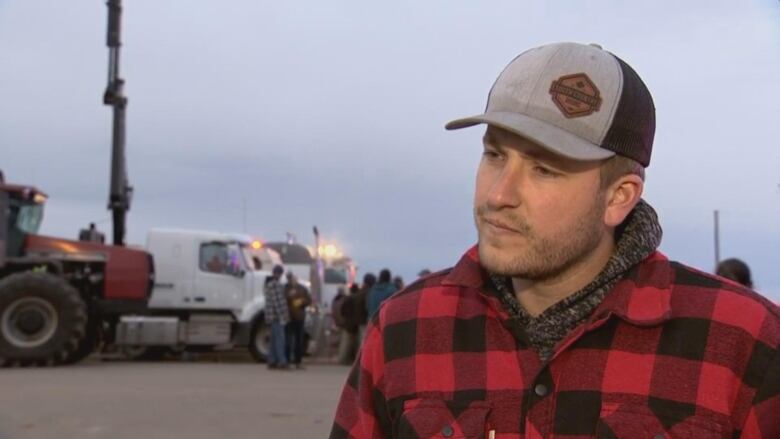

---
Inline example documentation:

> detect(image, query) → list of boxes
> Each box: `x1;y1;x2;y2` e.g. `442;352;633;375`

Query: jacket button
534;383;549;397
440;425;454;437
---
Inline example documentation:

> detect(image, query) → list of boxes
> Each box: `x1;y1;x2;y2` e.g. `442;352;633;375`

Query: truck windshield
199;242;247;276
324;267;348;284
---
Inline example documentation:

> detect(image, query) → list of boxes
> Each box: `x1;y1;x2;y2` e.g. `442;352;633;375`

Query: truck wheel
0;272;87;366
248;318;269;363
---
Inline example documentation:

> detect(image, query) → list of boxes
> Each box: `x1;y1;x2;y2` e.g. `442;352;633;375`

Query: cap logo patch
549;73;602;118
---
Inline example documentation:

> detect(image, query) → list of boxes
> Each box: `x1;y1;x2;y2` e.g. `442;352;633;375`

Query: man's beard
475;196;606;282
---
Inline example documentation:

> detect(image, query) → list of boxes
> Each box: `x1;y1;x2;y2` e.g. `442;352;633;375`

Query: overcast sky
1;0;779;299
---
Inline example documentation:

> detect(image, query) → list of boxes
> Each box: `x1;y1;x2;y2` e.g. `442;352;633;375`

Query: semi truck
115;229;279;361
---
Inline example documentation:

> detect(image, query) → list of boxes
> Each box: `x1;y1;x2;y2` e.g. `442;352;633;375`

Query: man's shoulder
664;259;780;341
667;259;777;309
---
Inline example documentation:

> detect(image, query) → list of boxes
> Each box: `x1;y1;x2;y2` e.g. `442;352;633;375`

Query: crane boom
104;0;132;246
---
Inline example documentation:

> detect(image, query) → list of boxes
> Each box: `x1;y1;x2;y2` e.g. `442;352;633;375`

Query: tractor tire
61;319;99;365
248;317;269;363
0;272;87;366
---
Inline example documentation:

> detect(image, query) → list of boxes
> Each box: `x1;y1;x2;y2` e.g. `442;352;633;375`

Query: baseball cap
445;42;655;167
272;265;285;275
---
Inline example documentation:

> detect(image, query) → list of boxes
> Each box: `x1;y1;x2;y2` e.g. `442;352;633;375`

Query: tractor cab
0;176;48;265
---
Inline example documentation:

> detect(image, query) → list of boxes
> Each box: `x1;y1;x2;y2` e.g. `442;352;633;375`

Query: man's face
474;126;608;281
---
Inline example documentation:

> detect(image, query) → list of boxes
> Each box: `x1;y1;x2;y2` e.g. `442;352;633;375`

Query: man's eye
482;150;501;160
533;165;557;177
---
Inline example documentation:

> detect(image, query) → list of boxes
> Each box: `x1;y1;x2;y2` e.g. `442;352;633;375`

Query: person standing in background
366;269;397;319
264;265;290;370
716;258;754;289
336;284;361;365
355;273;375;343
285;272;311;369
392;276;404;292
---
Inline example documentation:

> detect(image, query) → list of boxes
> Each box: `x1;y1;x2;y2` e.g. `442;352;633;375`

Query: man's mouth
482;216;524;235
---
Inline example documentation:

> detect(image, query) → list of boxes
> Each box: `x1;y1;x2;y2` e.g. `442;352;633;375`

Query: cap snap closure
534;383;549;397
440;424;454;437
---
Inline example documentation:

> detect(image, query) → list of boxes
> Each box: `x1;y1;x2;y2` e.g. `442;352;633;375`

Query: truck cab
111;229;280;361
147;229;269;315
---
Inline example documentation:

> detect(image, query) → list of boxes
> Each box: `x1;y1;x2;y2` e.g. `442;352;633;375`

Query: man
354;273;376;343
330;42;780;438
264;264;290;370
716;258;754;289
285;272;311;369
366;269;398;319
337;284;362;365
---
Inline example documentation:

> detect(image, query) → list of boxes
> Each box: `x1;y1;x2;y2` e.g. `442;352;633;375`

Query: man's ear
603;175;644;227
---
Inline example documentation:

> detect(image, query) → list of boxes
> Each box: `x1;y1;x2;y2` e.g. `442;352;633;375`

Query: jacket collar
442;246;673;326
593;251;673;326
441;245;485;289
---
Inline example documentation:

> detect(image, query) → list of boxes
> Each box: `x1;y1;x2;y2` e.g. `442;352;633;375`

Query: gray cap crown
446;42;655;167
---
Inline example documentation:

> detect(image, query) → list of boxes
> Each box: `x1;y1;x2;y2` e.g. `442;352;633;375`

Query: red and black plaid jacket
330;247;780;438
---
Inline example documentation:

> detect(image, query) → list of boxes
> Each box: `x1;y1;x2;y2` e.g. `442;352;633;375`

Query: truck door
192;242;249;309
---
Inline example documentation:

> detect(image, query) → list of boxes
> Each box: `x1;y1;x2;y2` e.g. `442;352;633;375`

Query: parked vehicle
112;229;282;361
0;176;153;366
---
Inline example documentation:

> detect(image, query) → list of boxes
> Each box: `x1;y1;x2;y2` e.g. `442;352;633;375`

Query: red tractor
0;0;152;366
0;176;152;366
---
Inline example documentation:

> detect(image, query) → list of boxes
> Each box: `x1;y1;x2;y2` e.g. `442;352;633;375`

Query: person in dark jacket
716;257;754;288
336;284;362;365
366;269;397;318
354;273;375;343
284;272;311;369
392;276;404;291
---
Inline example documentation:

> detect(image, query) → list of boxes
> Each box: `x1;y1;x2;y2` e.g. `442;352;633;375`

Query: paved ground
0;354;351;439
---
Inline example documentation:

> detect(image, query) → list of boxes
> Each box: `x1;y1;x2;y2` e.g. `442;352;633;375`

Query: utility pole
242;198;247;232
311;225;329;357
713;209;721;267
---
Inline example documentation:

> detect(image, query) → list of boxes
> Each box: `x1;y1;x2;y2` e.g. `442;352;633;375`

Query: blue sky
1;0;779;298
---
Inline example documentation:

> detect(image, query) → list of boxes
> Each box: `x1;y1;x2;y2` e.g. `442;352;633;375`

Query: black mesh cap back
601;55;656;167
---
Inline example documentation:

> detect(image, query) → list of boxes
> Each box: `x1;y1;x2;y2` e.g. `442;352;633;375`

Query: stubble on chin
474;204;605;282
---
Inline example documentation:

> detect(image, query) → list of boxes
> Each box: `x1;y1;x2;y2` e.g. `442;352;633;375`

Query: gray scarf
488;199;663;361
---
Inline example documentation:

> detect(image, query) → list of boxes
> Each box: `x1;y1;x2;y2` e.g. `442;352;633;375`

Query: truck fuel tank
115;314;232;346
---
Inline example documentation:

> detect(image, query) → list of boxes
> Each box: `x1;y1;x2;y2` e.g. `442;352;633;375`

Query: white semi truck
113;229;284;361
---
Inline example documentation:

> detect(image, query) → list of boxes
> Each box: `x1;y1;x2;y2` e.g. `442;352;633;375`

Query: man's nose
487;164;524;209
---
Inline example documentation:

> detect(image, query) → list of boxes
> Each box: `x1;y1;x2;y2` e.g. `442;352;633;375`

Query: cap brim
445;111;615;162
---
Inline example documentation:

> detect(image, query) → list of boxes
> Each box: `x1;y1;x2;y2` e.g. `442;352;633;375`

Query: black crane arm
105;0;132;246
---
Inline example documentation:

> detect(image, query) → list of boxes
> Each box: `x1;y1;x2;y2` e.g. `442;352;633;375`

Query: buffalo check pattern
330;247;780;438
